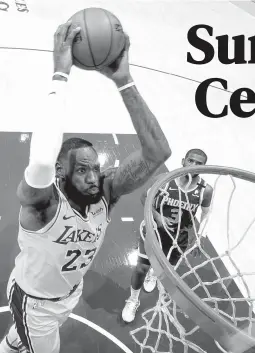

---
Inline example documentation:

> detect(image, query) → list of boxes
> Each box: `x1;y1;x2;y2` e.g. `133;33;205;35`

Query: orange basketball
69;8;126;70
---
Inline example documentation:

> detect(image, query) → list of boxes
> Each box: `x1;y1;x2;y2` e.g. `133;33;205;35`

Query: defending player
122;149;213;323
0;22;171;353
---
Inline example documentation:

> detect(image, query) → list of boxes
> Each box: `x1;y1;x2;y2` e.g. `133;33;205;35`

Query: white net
130;171;255;353
131;280;207;353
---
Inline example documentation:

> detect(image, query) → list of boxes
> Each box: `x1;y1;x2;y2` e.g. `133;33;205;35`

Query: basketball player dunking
122;149;213;323
0;22;171;353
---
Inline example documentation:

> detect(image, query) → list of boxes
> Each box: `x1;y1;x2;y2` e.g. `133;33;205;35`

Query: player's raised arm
99;35;171;201
17;22;80;206
191;183;213;257
198;184;213;236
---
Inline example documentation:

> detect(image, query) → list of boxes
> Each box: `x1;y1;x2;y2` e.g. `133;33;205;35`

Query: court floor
0;132;249;353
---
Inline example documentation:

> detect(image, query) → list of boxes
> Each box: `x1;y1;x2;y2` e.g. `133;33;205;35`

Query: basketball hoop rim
144;165;255;353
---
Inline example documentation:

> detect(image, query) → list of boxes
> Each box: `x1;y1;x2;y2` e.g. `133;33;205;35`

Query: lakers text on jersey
13;181;111;299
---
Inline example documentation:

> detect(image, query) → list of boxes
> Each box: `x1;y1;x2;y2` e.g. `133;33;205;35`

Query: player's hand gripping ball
53;22;81;75
69;7;126;71
98;33;131;86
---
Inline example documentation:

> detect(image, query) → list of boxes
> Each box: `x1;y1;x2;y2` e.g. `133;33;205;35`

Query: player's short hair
57;137;94;161
185;148;207;163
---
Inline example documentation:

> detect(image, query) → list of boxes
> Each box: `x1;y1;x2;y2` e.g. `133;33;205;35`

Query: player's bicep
200;206;210;216
201;184;213;208
110;150;163;200
17;164;55;207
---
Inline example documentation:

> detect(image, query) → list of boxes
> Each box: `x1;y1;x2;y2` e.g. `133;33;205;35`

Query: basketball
69;8;126;70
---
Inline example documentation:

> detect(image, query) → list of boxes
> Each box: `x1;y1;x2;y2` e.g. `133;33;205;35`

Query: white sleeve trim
23;81;67;190
24;166;55;189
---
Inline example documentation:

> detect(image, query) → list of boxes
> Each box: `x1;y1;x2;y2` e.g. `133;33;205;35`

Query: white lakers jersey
14;181;110;298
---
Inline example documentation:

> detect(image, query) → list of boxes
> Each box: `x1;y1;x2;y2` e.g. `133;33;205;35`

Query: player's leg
3;279;83;353
121;223;150;323
133;225;156;294
138;221;157;293
7;280;59;353
131;261;150;292
167;230;189;266
0;272;21;353
122;258;150;323
0;325;19;353
26;280;83;353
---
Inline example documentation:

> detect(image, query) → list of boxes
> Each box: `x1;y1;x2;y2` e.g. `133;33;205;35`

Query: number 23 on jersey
61;248;97;272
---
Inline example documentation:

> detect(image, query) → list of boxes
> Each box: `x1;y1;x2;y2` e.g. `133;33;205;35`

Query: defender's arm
198;184;213;236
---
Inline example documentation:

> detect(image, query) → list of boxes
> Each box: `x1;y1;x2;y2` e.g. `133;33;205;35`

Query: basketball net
130;166;255;353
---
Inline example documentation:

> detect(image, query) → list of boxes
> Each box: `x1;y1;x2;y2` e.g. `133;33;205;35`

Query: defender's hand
98;33;132;86
191;246;201;258
155;215;173;230
53;21;81;76
191;236;206;258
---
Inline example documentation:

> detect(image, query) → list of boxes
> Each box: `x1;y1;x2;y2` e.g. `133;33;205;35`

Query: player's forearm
26;80;66;188
152;208;161;223
198;208;210;236
117;76;171;164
